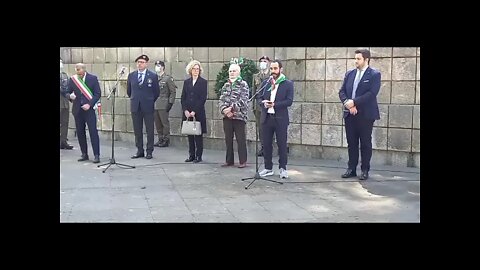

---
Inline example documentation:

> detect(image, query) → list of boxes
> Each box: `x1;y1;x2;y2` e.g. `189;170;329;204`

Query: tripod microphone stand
241;77;283;189
98;67;135;173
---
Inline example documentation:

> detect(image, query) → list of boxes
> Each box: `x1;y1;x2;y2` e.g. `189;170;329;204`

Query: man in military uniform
60;57;73;150
153;60;176;147
252;55;271;156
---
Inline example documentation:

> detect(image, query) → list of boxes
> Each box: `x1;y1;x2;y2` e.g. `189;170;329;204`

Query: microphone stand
97;69;136;173
241;76;283;189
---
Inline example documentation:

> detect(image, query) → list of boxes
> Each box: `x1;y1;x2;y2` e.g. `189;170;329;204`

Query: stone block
389;105;413;128
117;47;129;63
129;47;142;62
377;81;391;104
208;62;224;81
240;47;256;60
370;57;392;81
82;48;94;63
193;47;208;62
284;60;306;81
375;104;389;127
326;59;346;80
178;47;193;62
325;81;343;102
370;47;392;57
322;125;342;146
293;80;305;102
306;60;325;80
142;47;164;62
302;103;322;124
305;81;324;102
256;47;274;61
224;47;239;61
413;106;420;129
372;127;388;150
165;47;178;62
322;103;343;125
416;81;420;104
388;128;412;151
287;124;301;144
392;58;416;80
302;124;321;145
391;81;416;104
412;129;420;152
286;47;305;59
326;47;347;58
289;102;302;124
306;47;325;59
93;48;105;63
71;48;83;63
274;47;287;60
105;48;117;63
393;47;417;57
208;47;223;62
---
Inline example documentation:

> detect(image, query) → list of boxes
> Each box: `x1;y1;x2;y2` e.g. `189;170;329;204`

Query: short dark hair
271;59;283;69
355;49;371;64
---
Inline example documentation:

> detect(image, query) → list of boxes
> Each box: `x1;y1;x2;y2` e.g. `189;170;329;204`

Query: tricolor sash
71;75;93;100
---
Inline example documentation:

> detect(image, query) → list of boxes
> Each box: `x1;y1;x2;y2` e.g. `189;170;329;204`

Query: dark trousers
154;109;170;139
60;108;69;144
223;118;247;164
262;114;288;170
254;108;263;146
188;134;203;158
74;108;100;156
131;111;154;155
345;114;375;172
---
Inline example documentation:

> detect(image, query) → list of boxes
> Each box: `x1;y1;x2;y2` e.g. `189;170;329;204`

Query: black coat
181;76;208;134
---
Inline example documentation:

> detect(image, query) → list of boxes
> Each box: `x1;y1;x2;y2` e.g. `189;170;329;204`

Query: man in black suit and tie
127;54;160;159
256;59;294;179
67;63;102;163
339;49;381;180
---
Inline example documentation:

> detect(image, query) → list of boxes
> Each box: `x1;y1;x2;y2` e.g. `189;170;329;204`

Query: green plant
214;57;259;99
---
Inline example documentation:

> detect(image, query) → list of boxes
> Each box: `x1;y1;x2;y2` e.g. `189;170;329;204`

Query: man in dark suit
256;59;294;179
339;49;381;180
67;63;102;163
127;54;160;160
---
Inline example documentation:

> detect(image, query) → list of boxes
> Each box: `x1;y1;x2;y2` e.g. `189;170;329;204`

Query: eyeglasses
137;61;147;64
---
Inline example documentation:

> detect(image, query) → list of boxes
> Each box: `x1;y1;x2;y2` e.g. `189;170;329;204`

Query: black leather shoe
359;171;369;180
93;155;100;163
185;156;195;162
341;169;357;178
131;153;145;159
60;142;73;150
154;139;164;147
78;154;89;162
159;138;169;147
145;153;153;159
193;157;202;163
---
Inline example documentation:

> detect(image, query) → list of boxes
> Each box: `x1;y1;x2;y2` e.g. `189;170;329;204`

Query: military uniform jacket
154;73;177;110
60;71;70;109
253;71;270;111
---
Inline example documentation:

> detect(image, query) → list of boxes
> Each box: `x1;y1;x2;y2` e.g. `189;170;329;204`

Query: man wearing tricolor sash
67;63;102;163
256;59;294;179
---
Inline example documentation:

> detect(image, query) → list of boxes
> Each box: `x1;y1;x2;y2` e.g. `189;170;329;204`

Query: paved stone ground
60;138;420;222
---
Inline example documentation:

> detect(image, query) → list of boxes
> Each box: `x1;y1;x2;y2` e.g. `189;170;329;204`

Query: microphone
119;66;126;75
